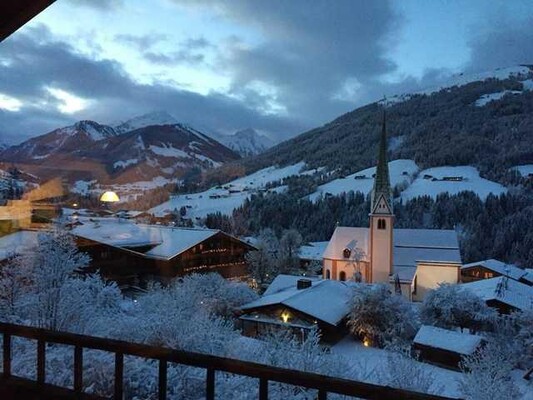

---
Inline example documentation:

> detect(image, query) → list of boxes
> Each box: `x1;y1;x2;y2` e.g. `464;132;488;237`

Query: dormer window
377;219;386;230
343;248;351;258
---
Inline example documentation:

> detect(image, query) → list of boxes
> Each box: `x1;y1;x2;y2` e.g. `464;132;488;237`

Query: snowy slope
400;166;507;201
150;162;306;218
113;111;179;134
474;90;522;107
309;159;419;201
218;128;275;156
512;164;533;176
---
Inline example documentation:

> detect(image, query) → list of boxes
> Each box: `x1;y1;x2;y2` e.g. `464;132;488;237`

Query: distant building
71;220;255;288
461;276;533;313
413;325;485;370
238;275;353;343
461;259;533;286
323;115;462;301
298;241;328;270
0;230;40;265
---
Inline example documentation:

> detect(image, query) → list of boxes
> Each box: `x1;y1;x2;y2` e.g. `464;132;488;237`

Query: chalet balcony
0;322;459;400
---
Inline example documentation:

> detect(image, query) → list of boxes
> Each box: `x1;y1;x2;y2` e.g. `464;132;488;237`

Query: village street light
100;191;120;203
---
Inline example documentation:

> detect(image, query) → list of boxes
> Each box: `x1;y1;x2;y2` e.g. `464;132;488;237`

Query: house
461;276;533;313
71;219;256;288
298;241;329;271
323;116;462;301
461;259;533;285
0;229;41;265
238;275;354;343
413;325;485;370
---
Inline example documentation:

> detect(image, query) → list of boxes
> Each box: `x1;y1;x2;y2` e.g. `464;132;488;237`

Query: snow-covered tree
459;341;522;400
347;284;418;347
278;229;302;273
420;283;496;333
246;229;279;285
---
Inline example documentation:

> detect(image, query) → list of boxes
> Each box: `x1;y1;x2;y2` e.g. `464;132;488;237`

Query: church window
339;271;346;281
343;248;351;258
377;219;386;230
326;269;331;279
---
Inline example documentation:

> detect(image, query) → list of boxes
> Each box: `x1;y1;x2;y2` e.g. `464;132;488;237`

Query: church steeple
371;111;393;215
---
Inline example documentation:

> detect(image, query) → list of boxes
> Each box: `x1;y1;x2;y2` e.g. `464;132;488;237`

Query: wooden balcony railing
0;322;460;400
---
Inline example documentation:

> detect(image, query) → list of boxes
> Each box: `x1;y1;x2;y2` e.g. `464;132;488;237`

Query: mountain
0;118;240;197
113;111;179;134
243;65;533;184
218;128;275;156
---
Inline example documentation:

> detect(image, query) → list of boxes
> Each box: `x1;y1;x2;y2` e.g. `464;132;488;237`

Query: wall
413;263;460;302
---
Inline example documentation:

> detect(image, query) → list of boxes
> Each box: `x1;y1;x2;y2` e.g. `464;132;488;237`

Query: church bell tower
369;112;394;283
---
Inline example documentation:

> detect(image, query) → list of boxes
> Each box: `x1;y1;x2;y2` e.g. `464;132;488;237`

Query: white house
323;116;462;301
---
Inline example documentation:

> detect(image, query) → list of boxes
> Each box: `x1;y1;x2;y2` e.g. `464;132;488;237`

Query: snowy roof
414;325;484;355
241;275;354;326
462;259;531;283
324;227;461;273
461;277;533;311
323;227;370;260
71;220;221;260
263;275;321;296
0;230;41;261
299;241;329;261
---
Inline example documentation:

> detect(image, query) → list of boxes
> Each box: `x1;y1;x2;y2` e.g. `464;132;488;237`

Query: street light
100;191;120;203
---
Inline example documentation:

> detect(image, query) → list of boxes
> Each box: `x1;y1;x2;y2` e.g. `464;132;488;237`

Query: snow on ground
309;159;418;202
149;144;189;158
150;162;306;218
474;90;522;107
522;79;533;90
512;164;533;176
400;166;507;201
332;336;463;398
113;158;138;169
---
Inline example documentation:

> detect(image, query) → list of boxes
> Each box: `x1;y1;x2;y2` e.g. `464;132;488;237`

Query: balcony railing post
158;359;167;400
259;377;268;400
37;338;46;384
74;345;83;393
206;368;215;400
115;352;124;400
2;333;11;377
318;389;327;400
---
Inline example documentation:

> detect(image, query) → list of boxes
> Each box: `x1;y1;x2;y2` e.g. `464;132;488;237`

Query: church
322;116;462;301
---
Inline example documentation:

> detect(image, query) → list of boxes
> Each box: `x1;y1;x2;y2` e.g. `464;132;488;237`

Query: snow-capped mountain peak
113;111;179;134
219;128;275;156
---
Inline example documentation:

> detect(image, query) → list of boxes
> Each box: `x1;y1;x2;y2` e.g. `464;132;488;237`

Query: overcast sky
1;0;532;144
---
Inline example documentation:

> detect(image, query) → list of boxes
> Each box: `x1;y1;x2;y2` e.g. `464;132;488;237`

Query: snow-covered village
0;1;533;400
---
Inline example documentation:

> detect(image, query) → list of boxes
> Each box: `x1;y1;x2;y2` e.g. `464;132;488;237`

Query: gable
371;193;392;214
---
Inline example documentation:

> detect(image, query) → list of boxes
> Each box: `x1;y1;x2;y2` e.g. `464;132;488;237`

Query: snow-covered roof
299;241;329;261
263;275;321;296
461;277;533;311
462;259;531;283
0;230;41;261
323;227;370;260
241;275;354;326
414;325;484;355
323;227;461;275
71;220;222;260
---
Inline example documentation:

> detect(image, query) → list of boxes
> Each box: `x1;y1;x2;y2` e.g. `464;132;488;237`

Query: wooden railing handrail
0;322;460;400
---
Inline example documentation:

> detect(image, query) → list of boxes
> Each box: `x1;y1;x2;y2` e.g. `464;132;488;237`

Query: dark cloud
0;26;306;144
114;33;169;51
467;16;533;72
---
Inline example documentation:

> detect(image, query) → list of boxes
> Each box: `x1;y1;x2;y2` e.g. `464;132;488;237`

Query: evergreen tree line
205;188;533;267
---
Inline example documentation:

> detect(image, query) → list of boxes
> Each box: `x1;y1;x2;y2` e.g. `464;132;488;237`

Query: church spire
371;111;393;214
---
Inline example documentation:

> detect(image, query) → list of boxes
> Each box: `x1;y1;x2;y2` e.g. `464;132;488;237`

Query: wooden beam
0;0;56;42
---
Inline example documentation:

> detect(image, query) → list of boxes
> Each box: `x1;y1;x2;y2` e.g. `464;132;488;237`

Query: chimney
296;279;312;290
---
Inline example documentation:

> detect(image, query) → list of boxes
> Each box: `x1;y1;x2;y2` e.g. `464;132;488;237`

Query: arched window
339;271;346;281
343;248;351;258
326;269;331;279
377;219;386;230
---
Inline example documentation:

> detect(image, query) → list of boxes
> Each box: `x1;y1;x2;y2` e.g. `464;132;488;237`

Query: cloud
0;26;306;144
114;33;169;51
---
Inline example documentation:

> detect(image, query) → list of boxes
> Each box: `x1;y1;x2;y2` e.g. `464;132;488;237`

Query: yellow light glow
281;311;290;323
363;338;370;347
72;203;78;207
100;191;120;202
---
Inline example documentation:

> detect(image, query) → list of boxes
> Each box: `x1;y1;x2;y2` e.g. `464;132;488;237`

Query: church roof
322;226;461;280
371;112;392;214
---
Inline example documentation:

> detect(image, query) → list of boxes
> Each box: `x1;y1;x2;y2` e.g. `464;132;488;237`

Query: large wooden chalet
71;219;255;288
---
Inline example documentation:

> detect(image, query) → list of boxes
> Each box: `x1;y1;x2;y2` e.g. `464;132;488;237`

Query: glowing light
280;311;290;323
72;203;78;207
0;93;22;112
46;87;90;114
100;191;120;202
363;338;371;347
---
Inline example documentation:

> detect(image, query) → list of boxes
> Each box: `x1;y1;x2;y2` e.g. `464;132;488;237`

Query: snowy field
512;164;533;176
150;162;307;217
308;159;419;201
400;166;507;201
474;90;522;106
